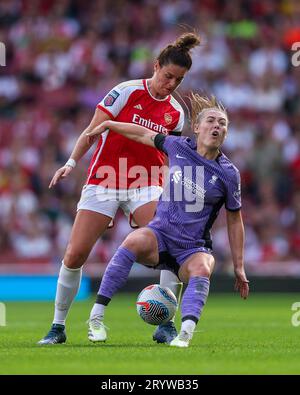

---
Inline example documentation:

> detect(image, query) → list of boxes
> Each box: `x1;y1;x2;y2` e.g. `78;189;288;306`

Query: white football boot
170;330;192;348
87;315;108;342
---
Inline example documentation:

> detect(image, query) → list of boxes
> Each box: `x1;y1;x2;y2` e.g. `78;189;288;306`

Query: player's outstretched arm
49;108;111;188
226;209;249;299
86;120;157;148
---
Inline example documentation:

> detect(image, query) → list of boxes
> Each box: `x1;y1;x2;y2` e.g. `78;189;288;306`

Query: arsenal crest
164;113;172;124
104;89;120;107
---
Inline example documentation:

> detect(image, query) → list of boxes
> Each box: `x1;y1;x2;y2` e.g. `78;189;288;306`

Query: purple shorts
147;225;212;269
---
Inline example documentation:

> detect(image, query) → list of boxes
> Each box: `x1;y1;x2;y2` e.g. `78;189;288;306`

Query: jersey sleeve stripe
86;130;110;183
154;134;167;152
170;96;184;112
169;96;184;132
170;131;181;136
117;79;143;90
225;206;242;211
97;105;115;119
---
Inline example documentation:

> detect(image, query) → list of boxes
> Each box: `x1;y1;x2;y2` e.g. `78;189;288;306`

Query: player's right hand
49;165;73;189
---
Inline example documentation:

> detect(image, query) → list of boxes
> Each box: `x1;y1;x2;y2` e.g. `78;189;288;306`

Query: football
136;284;177;325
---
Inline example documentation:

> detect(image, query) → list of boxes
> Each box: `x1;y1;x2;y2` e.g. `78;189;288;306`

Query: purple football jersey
149;135;241;250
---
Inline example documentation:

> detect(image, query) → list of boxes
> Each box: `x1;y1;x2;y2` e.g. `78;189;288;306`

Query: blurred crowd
0;0;300;275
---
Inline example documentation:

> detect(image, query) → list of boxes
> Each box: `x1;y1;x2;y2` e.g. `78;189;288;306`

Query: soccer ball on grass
136;284;177;325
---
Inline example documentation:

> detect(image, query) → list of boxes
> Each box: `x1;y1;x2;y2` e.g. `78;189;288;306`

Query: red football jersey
86;79;184;189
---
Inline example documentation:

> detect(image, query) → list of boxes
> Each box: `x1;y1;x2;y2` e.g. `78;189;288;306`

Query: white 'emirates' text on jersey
86;79;184;189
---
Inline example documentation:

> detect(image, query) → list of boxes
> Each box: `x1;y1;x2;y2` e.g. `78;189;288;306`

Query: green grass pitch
1;293;300;375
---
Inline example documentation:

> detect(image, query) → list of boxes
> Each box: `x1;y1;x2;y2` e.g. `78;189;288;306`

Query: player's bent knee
122;233;153;257
64;248;88;269
185;262;211;280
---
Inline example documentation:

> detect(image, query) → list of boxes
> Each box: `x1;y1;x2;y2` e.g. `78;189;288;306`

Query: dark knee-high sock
180;276;210;334
91;247;136;317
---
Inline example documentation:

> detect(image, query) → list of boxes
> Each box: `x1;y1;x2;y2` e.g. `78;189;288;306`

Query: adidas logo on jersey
134;104;143;110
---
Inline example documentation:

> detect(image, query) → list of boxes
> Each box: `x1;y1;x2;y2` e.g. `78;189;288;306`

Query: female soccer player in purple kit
86;93;249;347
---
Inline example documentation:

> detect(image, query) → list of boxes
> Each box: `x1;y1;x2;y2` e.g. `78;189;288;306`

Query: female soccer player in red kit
38;32;201;345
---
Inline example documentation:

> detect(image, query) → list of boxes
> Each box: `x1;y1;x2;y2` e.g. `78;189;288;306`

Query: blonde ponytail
189;93;227;129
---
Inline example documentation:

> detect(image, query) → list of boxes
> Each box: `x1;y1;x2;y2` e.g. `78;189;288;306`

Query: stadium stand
0;0;300;276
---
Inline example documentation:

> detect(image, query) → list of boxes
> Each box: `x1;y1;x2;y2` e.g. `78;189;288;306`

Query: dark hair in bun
157;32;201;70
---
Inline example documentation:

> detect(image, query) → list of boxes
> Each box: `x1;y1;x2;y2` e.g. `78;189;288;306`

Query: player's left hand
86;121;110;142
86;134;98;145
234;269;249;299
